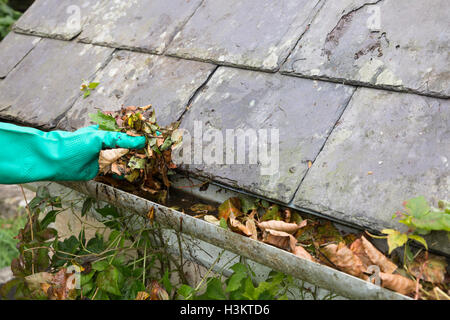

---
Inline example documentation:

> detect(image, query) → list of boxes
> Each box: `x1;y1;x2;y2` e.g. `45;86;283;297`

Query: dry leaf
349;238;372;268
379;272;416;295
25;269;76;300
258;220;303;234
229;213;252;236
204;215;220;226
246;218;258;240
408;252;447;284
149;280;169;300
147;206;155;224
361;236;397;274
321;242;366;278
293;245;313;261
98;148;129;173
284;209;291;223
218;197;242;221
262;229;297;252
135;291;150;300
190;203;215;213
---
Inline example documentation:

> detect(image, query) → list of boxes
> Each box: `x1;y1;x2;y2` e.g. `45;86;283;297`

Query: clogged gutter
90;107;449;300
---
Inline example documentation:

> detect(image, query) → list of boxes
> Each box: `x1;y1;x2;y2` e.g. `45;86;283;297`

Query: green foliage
1;186;326;301
177;262;292;300
0;0;21;40
80;81;100;98
397;196;450;234
374;196;449;265
88;110;119;131
0;213;27;268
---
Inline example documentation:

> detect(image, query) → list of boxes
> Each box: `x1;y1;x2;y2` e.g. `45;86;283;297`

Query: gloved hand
0;123;146;184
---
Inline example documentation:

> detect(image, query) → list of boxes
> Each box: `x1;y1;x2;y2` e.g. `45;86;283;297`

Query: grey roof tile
13;0;102;40
281;0;450;97
178;67;355;202
166;0;322;71
0;38;114;129
294;87;450;254
78;0;203;53
60;50;216;130
0;32;40;78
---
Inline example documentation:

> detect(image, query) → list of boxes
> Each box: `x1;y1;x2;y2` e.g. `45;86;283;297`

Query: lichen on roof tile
166;0;323;71
0;32;40;78
0;38;114;129
281;0;450;97
78;0;203;53
60;50;216;130
13;0;103;40
294;87;450;254
178;67;355;202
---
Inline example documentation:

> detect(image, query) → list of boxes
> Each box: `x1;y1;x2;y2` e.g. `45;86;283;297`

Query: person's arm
0;122;145;184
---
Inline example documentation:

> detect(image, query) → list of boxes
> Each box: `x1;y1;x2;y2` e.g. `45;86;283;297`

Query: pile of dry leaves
91;106;181;204
194;196;448;299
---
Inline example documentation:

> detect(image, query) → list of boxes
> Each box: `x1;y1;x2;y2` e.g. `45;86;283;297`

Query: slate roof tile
166;0;323;71
0;32;40;78
0;38;114;129
281;0;450;97
179;67;355;202
60;50;216;130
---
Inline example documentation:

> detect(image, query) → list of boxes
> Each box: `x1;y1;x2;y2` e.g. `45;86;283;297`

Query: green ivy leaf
40;210;60;229
96;265;122;296
240;197;257;214
95;205;119;219
178;284;195;299
162;269;173;296
128;156;146;170
226;263;247;293
92;260;109;272
81;198;95;217
203;278;227;300
88;111;119;131
404;196;430;218
408;234;428;250
88;82;100;89
381;229;408;254
261;204;281;221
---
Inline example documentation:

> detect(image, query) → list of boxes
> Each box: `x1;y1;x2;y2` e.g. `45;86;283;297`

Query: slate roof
0;0;448;254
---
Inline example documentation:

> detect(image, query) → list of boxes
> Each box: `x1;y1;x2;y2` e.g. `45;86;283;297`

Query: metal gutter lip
59;180;411;300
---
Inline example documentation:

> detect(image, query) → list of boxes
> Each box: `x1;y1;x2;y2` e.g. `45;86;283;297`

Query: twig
20;185;34;274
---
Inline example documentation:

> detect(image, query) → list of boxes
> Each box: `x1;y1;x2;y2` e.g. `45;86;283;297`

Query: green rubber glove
0;122;146;184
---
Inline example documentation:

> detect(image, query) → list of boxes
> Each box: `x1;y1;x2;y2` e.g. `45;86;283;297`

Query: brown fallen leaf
379;272;416;295
135;291;150;300
218;197;242;221
293;245;313;261
321;242;366;278
26;269;77;300
190;203;215;213
262;229;298;252
258;220;305;234
126;130;142;137
361;236;397;274
246;218;258;240
98;148;129;174
284;209;291;223
349;238;372;268
408;252;447;284
149;280;169;300
229;213;252;236
111;162;125;176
